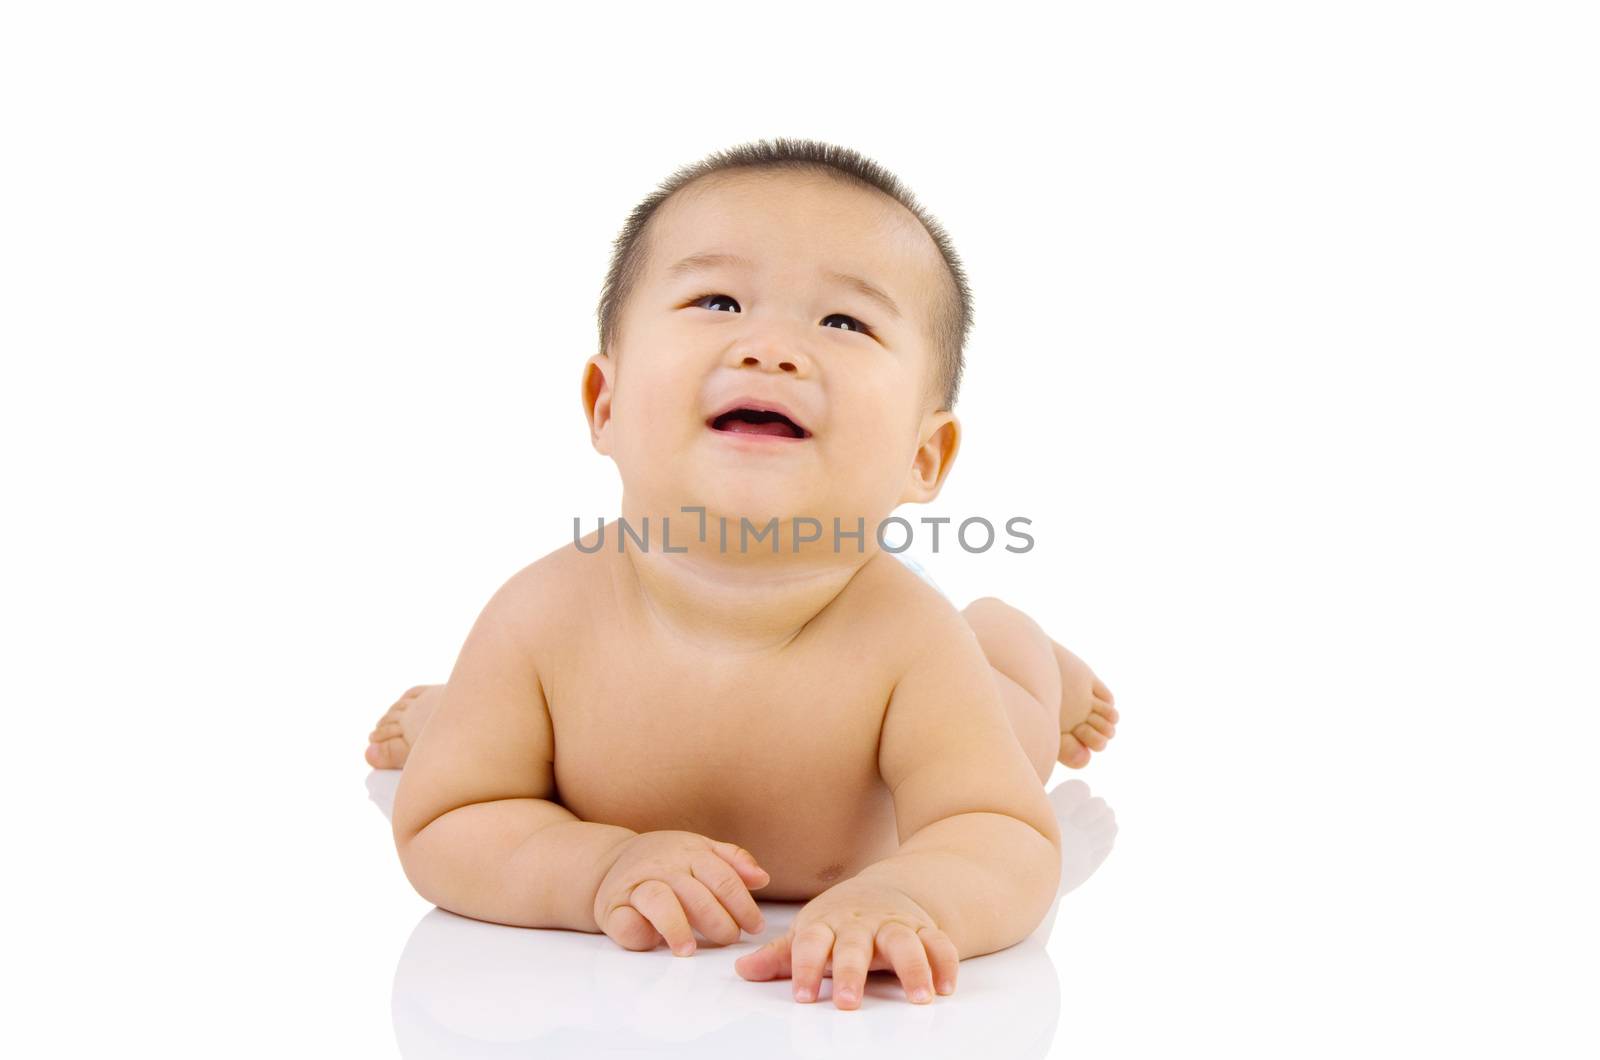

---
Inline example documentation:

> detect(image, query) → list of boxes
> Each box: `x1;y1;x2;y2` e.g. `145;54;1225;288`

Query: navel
815;862;844;883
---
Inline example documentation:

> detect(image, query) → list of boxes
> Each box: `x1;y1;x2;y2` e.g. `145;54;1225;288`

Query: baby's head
581;138;975;551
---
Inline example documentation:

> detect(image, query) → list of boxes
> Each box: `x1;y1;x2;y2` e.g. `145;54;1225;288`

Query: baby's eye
689;295;872;338
691;293;741;313
822;313;874;336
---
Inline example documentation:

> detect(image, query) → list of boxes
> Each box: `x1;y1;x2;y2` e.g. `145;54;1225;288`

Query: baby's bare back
538;545;942;900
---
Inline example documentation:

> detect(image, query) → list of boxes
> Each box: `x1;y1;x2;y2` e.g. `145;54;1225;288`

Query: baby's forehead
652;175;944;300
678;171;930;245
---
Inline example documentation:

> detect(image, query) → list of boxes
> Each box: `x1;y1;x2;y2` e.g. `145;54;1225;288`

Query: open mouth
706;407;811;440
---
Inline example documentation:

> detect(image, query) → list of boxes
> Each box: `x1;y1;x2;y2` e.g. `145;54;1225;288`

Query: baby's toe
368;700;406;729
1072;721;1109;753
1058;731;1092;769
1091;675;1115;708
363;689;426;767
368;719;402;744
1084;711;1115;739
362;684;443;769
366;735;409;770
365;701;414;768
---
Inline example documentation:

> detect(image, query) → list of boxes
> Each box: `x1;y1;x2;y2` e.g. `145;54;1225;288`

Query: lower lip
706;425;811;445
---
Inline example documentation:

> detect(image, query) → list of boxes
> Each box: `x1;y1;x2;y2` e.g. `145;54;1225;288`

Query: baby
365;138;1119;1011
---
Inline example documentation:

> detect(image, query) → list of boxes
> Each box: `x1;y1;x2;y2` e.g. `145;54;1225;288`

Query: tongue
724;418;795;437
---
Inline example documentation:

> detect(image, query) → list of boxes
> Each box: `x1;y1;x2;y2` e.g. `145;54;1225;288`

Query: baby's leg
960;597;1119;781
365;684;446;769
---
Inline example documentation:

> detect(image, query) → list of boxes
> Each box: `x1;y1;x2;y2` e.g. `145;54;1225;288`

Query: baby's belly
551;691;901;901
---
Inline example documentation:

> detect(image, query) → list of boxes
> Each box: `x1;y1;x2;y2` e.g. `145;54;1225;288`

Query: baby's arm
391;567;638;930
857;609;1064;958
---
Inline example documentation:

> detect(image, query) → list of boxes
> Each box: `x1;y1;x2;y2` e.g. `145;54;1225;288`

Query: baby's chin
680;457;819;504
628;454;893;541
631;480;851;546
681;487;823;535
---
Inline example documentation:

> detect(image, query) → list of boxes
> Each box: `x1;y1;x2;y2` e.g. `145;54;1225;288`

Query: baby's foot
1054;644;1118;769
365;684;446;769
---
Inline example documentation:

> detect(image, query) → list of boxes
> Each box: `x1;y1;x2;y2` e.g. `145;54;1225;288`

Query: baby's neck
615;541;874;654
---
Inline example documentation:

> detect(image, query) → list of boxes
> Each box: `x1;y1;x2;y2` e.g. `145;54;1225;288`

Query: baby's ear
903;411;960;504
581;353;616;455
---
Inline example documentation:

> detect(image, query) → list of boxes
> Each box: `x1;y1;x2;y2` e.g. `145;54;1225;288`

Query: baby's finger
734;933;792;981
790;923;835;1004
629;879;697;956
877;922;936;1003
707;840;771;887
663;872;740;947
829;926;875;1010
691;852;766;935
601;903;661;951
918;926;960;995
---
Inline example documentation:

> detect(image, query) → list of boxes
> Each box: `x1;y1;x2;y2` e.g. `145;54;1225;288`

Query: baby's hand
592;830;770;955
734;877;959;1009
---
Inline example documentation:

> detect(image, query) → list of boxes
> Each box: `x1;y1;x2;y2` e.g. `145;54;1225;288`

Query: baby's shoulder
824;552;970;663
473;541;611;657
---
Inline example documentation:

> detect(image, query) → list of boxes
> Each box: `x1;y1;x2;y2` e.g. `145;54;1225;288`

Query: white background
3;2;1595;1057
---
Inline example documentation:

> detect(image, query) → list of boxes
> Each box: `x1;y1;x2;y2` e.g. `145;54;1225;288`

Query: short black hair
595;137;974;411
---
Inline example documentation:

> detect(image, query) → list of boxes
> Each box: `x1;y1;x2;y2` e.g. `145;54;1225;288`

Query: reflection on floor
366;769;1117;1059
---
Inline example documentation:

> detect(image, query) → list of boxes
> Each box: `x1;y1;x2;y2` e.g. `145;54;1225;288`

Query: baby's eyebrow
823;269;902;321
665;251;754;277
665;251;903;321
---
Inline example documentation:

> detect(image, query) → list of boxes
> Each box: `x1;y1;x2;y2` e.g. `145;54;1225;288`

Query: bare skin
368;548;1120;898
378;541;1118;1011
366;597;1118;779
375;167;1124;1010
